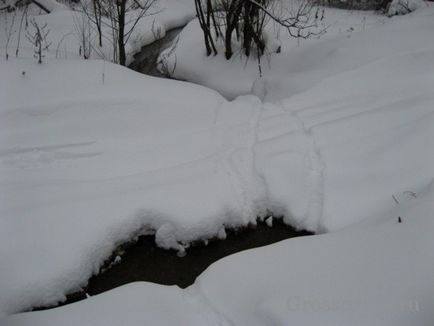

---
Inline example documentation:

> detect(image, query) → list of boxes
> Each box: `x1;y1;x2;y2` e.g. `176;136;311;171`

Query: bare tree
15;3;29;57
80;0;159;66
30;0;50;13
3;5;17;60
195;0;323;61
73;8;92;59
1;0;52;13
92;0;103;46
115;0;159;65
249;0;322;39
194;0;218;56
25;18;51;63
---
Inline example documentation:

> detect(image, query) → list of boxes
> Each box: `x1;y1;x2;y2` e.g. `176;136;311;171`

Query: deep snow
3;182;434;325
1;1;434;324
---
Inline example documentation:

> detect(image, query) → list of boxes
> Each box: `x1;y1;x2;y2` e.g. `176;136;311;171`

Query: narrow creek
34;218;311;311
34;28;313;313
128;26;184;77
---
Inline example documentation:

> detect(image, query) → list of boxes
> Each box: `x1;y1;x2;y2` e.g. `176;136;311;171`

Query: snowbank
193;181;434;326
164;5;434;233
1;2;434;321
0;58;269;315
3;181;434;325
388;0;426;16
164;8;385;99
0;282;228;325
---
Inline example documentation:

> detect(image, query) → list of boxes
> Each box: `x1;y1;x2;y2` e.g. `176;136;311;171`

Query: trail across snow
1;3;434;324
288;109;326;231
217;97;266;224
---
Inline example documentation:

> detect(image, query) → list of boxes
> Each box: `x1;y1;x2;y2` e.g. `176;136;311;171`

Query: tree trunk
243;2;252;57
224;0;243;59
93;0;103;47
195;0;217;56
117;0;126;66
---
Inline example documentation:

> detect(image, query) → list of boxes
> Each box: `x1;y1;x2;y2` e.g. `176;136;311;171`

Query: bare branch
31;0;50;13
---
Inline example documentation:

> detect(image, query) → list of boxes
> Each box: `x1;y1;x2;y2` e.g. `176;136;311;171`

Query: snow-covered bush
79;0;159;66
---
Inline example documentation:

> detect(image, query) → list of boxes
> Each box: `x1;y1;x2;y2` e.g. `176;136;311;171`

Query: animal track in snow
0;142;100;169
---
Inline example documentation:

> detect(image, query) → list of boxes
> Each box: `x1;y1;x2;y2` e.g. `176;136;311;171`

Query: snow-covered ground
164;6;389;99
168;4;434;233
4;185;433;325
1;1;434;324
166;2;431;100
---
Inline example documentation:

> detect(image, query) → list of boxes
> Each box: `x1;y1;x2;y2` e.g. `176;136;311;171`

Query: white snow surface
1;282;230;325
193;183;434;326
164;6;387;99
1;2;434;324
0;59;258;315
167;5;434;233
3;182;434;325
388;0;426;16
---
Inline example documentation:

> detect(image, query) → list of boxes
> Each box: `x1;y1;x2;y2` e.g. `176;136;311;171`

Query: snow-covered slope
167;5;434;232
0;59;267;315
1;282;228;326
3;181;434;325
167;4;432;100
193;181;434;326
1;3;434;323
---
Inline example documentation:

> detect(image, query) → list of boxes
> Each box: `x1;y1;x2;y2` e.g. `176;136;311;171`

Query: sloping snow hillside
0;59;267;315
3;180;434;325
0;2;433;324
169;4;434;232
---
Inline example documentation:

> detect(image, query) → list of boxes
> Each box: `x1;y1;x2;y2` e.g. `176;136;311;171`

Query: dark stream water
128;26;184;77
34;218;311;311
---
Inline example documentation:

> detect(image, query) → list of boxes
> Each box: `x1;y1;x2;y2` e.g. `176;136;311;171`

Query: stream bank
129;26;184;78
33;218;311;311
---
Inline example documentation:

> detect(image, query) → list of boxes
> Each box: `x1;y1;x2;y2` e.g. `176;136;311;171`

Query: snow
266;47;434;231
164;6;388;99
3;182;434;325
388;0;426;16
0;59;266;315
193;183;434;326
168;4;434;232
1;282;228;326
121;0;195;63
265;216;273;227
1;1;434;324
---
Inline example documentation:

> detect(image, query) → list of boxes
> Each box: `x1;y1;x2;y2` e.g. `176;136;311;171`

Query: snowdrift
0;3;434;324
